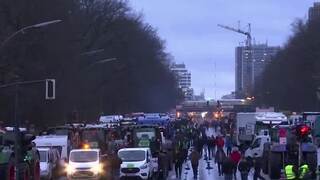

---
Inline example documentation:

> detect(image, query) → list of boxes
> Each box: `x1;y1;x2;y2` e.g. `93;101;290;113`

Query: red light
299;125;310;136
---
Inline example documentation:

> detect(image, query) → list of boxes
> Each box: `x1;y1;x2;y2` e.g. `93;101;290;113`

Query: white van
245;135;271;158
66;149;102;179
39;147;60;179
118;148;156;180
33;135;68;160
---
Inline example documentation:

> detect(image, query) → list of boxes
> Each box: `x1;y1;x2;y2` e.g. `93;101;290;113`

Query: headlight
65;164;76;174
91;163;103;174
140;163;148;169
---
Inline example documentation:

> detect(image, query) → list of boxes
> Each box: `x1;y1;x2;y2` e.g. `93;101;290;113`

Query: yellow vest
285;165;296;179
299;164;309;179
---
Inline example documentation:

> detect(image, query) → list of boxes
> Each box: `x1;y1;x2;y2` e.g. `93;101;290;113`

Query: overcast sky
129;0;315;99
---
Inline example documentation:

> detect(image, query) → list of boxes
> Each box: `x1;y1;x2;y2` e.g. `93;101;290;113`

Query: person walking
111;152;122;180
215;148;227;176
238;156;250;180
189;148;201;179
207;136;214;160
174;149;184;179
225;135;233;156
216;135;225;150
253;158;266;180
284;160;298;180
222;157;235;180
298;160;310;180
230;147;241;179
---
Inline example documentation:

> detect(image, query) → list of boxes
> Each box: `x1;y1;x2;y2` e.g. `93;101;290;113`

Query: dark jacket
222;158;235;174
189;150;201;166
238;159;250;173
253;159;262;173
174;150;184;164
215;149;226;163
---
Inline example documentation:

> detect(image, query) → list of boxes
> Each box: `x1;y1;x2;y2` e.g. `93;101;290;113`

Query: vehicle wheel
268;152;281;179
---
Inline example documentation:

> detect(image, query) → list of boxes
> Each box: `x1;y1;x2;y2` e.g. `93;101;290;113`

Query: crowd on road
169;119;313;180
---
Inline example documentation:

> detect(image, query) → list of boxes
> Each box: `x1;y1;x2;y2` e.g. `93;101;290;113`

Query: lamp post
0;20;62;49
0;20;61;179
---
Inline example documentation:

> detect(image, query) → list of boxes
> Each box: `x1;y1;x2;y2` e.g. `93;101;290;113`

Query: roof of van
38;147;50;151
33;135;68;146
70;149;100;153
118;147;150;152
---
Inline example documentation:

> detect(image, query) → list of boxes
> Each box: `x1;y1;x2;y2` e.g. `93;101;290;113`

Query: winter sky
129;0;316;99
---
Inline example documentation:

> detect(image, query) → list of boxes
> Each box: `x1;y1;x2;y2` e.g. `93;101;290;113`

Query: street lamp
87;58;118;69
0;19;62;49
0;19;62;180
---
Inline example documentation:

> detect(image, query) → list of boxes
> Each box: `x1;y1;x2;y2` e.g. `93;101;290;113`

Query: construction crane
217;23;252;47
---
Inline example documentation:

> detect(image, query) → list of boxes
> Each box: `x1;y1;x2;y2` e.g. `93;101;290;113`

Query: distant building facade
235;44;280;98
221;92;236;99
170;63;192;100
309;2;320;21
193;91;205;101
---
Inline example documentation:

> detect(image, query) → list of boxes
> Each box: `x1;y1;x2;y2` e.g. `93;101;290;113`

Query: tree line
0;0;183;126
254;16;320;112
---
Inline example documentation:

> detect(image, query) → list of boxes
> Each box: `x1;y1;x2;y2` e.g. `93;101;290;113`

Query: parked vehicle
39;147;60;179
235;112;287;146
33;135;68;160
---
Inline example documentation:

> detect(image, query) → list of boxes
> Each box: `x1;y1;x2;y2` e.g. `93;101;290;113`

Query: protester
225;135;233;156
189;148;201;179
253;158;266;180
111;152;122;180
238;156;250;180
298;160;310;180
216;135;225;150
284;160;298;180
230;147;241;179
222;157;235;180
174;149;184;179
215;148;227;176
207;136;215;160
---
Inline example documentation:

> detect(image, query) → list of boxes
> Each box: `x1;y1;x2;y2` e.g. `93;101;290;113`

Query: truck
235;112;288;146
0;128;40;180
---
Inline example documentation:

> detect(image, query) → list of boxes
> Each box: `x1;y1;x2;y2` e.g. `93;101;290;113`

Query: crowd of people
169;120;266;180
169;119;313;180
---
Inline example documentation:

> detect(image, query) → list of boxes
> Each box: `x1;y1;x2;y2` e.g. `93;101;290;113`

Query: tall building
235;46;253;98
170;63;192;100
309;2;320;21
235;44;280;98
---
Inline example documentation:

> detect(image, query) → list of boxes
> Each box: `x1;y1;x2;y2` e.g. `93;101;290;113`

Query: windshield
118;150;146;162
82;129;103;142
70;151;98;162
134;128;156;140
39;151;48;162
48;129;69;135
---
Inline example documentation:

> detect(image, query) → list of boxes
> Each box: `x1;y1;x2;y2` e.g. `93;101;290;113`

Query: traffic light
296;124;311;140
45;79;55;100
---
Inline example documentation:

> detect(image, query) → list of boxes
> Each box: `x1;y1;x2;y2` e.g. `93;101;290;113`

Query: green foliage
0;0;182;126
255;18;320;111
